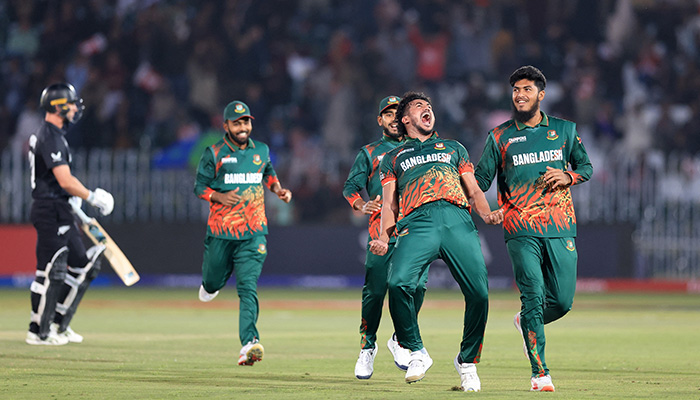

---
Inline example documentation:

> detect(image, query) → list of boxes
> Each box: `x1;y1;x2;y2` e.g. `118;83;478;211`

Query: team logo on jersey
546;130;558;140
434;142;445;150
257;244;267;254
566;239;575;251
234;104;246;113
398;228;409;237
51;151;62;162
253;154;262;165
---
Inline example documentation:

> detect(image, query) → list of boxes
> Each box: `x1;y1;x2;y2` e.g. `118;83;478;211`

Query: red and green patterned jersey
343;134;402;241
474;112;593;240
380;132;474;219
194;135;280;240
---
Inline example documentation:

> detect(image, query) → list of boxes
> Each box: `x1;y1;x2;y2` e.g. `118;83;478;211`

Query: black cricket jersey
29;121;72;201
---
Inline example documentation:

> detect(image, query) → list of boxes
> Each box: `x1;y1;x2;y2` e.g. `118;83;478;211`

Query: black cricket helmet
39;82;84;121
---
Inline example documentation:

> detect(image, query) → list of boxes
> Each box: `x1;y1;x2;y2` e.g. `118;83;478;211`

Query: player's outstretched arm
461;172;502;225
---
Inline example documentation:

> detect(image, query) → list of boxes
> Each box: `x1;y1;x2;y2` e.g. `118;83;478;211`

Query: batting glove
87;188;114;216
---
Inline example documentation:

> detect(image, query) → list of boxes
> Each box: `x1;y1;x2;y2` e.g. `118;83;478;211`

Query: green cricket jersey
194;135;279;240
343;133;402;241
474;111;593;239
380;132;474;219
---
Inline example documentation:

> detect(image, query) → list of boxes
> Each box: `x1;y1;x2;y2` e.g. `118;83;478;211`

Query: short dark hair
395;91;432;136
509;65;546;91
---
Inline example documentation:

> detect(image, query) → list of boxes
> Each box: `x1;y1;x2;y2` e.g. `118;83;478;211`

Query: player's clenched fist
485;209;504;225
276;188;292;203
212;188;241;206
369;239;388;256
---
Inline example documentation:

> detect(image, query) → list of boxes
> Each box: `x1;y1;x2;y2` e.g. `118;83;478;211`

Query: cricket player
474;66;593;392
194;100;292;366
343;96;428;379
369;92;503;391
27;82;114;345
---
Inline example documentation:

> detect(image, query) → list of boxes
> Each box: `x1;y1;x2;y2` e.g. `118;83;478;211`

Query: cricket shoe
354;346;377;379
454;355;481;392
513;312;528;358
51;323;84;343
531;375;555;392
198;285;219;302
387;334;410;370
238;340;264;366
404;348;433;383
25;331;69;346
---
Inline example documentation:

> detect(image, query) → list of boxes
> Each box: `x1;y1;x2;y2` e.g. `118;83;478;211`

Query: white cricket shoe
404;348;433;383
354;346;377;379
531;375;555;392
198;285;219;302
25;331;69;346
514;312;528;358
51;323;84;343
238;340;264;366
454;355;481;392
387;334;410;371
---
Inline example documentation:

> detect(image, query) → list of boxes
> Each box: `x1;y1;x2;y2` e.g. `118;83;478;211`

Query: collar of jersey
515;111;549;131
223;135;255;152
405;131;439;143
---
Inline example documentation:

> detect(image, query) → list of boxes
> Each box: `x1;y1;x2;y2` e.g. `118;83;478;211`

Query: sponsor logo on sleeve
51;151;63;162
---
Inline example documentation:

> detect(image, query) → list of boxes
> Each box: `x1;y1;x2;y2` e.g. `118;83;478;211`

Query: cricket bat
70;204;140;286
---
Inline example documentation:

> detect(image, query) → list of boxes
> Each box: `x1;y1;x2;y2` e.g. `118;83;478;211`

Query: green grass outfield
1;287;699;399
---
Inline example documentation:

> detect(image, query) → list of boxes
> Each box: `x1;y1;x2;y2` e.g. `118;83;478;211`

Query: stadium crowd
2;0;700;222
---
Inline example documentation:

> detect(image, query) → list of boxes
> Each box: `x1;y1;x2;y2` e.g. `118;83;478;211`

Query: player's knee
550;297;573;319
48;248;69;281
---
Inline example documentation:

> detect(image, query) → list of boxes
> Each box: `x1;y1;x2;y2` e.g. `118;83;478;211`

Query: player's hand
484;209;503;225
361;195;382;215
543;166;572;188
68;196;83;211
276;188;292;203
369;239;389;256
216;188;241;206
87;188;114;216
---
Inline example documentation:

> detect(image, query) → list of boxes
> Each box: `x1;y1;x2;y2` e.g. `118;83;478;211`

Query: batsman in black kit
26;83;115;345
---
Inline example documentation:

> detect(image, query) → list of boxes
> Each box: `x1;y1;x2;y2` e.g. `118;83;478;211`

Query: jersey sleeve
262;147;280;189
379;151;396;186
39;134;69;169
567;125;593;185
194;147;216;201
454;141;474;174
342;149;370;207
474;133;499;192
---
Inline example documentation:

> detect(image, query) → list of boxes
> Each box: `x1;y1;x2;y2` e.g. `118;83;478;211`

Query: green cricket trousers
388;200;489;364
360;242;427;350
201;235;267;345
506;236;577;377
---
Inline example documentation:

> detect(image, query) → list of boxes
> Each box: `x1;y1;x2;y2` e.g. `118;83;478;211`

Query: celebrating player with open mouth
370;92;502;391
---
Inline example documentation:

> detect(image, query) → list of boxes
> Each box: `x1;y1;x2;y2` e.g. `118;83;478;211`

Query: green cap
378;95;401;115
223;101;255;122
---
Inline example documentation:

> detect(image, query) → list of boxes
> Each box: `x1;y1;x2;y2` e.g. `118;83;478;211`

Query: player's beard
383;128;402;140
227;131;249;146
512;98;540;123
